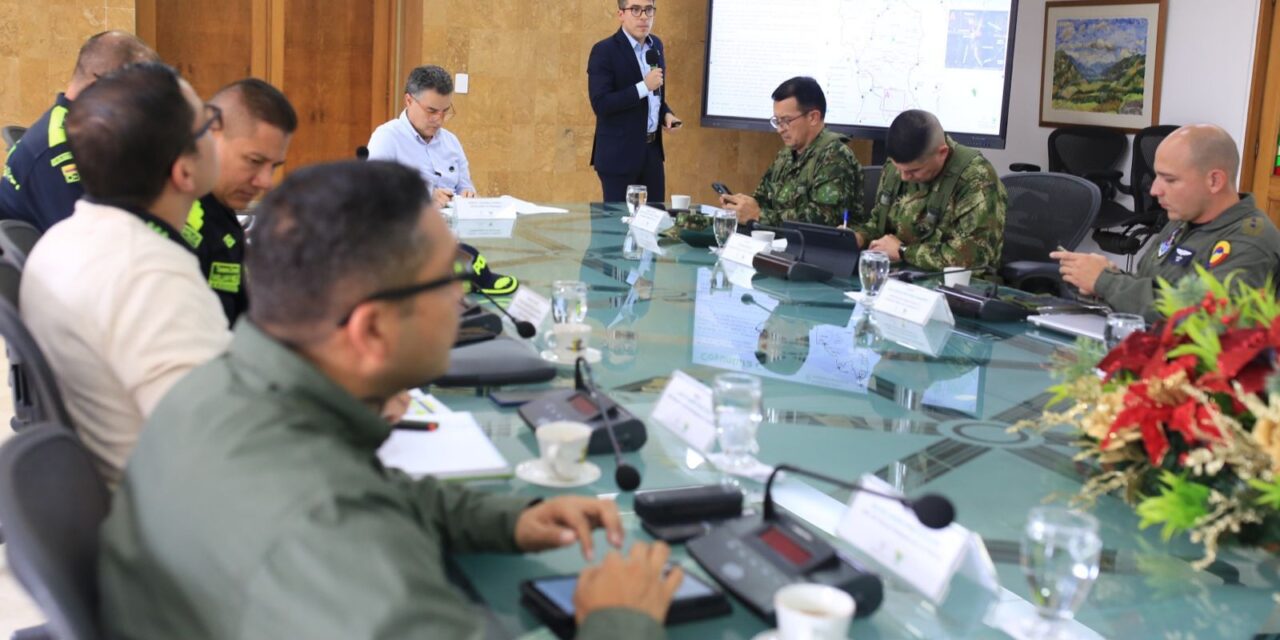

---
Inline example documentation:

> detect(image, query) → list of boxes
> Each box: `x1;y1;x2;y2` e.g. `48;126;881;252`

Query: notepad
377;412;512;480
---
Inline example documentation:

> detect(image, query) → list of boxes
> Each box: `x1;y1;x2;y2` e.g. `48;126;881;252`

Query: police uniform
753;128;863;228
184;195;248;326
0;94;83;231
1095;194;1280;323
856;136;1007;273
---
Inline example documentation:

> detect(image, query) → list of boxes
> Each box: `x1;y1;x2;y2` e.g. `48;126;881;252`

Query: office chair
998;172;1102;295
0;426;109;640
0;264;72;431
861;165;882;220
1;126;25;149
1090;125;1180;265
0;220;42;270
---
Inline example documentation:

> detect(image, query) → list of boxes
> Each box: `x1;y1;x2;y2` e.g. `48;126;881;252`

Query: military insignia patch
1208;241;1231;267
61;163;79;184
1157;235;1173;258
1243;217;1264;237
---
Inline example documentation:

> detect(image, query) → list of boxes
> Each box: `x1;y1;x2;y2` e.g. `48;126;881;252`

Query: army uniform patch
1208;241;1230;267
1243;217;1264;237
60;163;79;184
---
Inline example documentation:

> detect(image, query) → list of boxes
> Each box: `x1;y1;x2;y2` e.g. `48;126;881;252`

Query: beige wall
0;0;136;131
419;0;870;203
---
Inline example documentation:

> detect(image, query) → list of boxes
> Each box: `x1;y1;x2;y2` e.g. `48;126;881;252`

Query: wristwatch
898;243;908;261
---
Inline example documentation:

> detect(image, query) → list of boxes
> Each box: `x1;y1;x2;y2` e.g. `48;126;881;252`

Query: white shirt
366;111;475;193
21;199;232;487
623;31;660;134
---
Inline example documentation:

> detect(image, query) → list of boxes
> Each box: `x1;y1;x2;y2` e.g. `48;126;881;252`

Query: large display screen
702;0;1019;148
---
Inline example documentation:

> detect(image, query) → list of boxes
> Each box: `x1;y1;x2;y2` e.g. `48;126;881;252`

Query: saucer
540;347;602;366
515;459;601;488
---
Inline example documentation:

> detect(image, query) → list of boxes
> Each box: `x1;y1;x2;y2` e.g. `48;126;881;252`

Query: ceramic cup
535;421;594;479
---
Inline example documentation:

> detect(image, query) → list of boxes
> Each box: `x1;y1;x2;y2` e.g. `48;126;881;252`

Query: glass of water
1020;506;1102;636
1104;313;1145;349
551;280;589;325
712;209;738;253
626;185;648;215
859;250;891;300
713;373;763;471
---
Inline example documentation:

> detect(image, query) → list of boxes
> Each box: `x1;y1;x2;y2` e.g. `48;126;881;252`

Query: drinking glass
859;251;891;300
713;373;763;470
551;280;589;325
626;185;648;215
712;209;738;253
1104;313;1145;349
1020;507;1102;636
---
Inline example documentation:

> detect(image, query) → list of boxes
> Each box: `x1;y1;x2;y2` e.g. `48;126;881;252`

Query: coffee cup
751;230;776;246
550;323;591;360
535;421;593;479
774;583;855;640
671;194;692;210
943;266;971;287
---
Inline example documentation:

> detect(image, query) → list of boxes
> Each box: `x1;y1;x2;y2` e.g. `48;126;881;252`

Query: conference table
438;203;1279;639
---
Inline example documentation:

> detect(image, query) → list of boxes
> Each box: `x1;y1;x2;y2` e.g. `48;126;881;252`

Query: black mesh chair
0;263;71;431
0;426;108;640
862;165;883;219
1009;125;1128;201
1;126;25;149
0;220;42;269
999;172;1102;294
1091;124;1180;263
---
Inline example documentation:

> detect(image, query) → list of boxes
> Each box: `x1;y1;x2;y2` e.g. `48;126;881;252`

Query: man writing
1052;124;1280;322
719;76;863;228
100;160;681;639
855;110;1006;273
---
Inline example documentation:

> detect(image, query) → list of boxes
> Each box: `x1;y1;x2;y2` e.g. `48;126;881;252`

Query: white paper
454;73;469;94
499;195;568;216
629;205;673;234
720;233;769;267
630;229;665;255
506;287;552;328
453;197;518;220
836;475;971;604
456;218;515;239
377;412;511;480
870;279;955;326
872;312;955;357
722;260;756;289
402;389;454;423
651;370;717;452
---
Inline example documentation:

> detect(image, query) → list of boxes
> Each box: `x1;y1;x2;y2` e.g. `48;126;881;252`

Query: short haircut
246;161;435;329
210;78;298;135
617;0;655;8
1178;124;1241;184
404;65;453;97
885;110;946;163
65;62;196;209
71;31;157;83
771;77;827;119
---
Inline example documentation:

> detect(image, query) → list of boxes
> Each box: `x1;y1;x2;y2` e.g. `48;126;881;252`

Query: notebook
1027;313;1107;342
377;411;512;481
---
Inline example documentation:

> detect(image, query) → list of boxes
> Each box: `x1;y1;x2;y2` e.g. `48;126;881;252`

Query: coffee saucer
515;459;601;488
539;347;602;366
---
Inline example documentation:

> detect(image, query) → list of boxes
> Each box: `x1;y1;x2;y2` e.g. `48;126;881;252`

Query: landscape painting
1040;1;1166;131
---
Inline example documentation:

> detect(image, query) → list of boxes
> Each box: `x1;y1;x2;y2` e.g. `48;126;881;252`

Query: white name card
872;311;954;357
453;197;518;220
870;279;954;327
650;370;717;452
505;287;551;329
631;229;665;255
455;218;516;239
629;205;674;234
720;233;769;267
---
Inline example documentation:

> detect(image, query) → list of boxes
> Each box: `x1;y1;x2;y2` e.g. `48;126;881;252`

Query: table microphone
575;357;642;491
355;146;369;160
762;463;955;530
474;289;537;339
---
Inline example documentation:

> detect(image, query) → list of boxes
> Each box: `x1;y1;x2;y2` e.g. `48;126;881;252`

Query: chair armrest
1000;261;1063;286
1008;163;1041;173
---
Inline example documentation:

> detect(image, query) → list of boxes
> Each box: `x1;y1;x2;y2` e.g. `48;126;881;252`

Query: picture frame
1038;0;1167;131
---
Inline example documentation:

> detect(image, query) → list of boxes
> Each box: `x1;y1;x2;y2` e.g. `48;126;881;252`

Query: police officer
720;77;863;228
854;110;1007;274
1052;124;1280;323
186;78;296;326
0;31;157;231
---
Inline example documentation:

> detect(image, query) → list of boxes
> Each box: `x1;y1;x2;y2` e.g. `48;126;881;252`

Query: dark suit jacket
588;28;673;176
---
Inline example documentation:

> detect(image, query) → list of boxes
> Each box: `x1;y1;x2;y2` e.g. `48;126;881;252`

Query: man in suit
588;0;682;203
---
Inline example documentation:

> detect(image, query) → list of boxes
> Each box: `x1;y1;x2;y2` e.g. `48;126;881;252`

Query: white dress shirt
624;31;660;134
366;111;475;193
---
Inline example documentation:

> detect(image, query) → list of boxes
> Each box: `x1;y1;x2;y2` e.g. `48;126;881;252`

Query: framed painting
1039;0;1167;131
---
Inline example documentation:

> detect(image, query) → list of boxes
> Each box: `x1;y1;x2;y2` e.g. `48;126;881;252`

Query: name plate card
720;233;769;267
453;197;518;220
650;370;716;452
871;279;954;326
629;205;674;234
631;229;665;255
872;311;954;357
505;287;551;328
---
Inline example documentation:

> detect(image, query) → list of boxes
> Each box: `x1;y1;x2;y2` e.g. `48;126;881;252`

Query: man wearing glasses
368;65;474;208
589;0;682;203
19;62;231;487
719;77;863;228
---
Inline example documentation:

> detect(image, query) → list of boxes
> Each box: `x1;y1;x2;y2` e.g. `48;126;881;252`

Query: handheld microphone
645;49;660;68
473;288;537;339
355;146;369;160
575;357;642;491
762;463;954;529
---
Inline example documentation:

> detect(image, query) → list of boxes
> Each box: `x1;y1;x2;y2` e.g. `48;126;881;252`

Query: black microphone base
518;389;648;455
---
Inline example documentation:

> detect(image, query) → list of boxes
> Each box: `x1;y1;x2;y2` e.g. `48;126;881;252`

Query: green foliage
1155;273;1210;319
1248;477;1280;511
1165;313;1222;370
1137;471;1211;540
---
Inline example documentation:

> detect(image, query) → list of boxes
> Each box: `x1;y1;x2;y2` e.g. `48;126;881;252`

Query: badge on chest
1169;246;1195;266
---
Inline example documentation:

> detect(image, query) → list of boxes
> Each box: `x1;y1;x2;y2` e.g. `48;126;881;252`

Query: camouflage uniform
856;137;1006;273
753;128;863;228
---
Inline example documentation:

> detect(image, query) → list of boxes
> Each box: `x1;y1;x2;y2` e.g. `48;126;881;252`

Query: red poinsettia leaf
1236;362;1270;396
1195;404;1223;441
1217;328;1267;378
1099;332;1162;380
1269;316;1280;346
1139;417;1170;465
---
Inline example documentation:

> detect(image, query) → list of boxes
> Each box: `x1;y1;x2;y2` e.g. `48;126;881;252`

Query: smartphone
671;120;683;129
711;182;732;196
521;568;730;637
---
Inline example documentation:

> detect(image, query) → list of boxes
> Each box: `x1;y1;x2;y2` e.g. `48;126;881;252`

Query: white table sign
870;279;954;326
631;229;665;255
456;218;516;239
629;205;674;234
650;370;716;452
720;234;769;267
505;287;551;328
872;312;955;356
453;197;518;220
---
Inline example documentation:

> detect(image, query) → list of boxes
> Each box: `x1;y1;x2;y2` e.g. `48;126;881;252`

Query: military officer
720;77;863;228
1053;124;1280;323
854;109;1007;273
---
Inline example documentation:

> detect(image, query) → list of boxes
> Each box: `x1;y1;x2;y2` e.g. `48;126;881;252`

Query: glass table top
439;204;1280;639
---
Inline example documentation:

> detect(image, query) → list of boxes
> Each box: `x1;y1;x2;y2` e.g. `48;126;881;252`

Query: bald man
0;31;158;231
1052;125;1280;322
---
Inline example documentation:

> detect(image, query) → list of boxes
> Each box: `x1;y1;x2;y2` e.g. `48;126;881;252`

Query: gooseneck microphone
474;289;537;339
575;357;642;491
762;463;955;530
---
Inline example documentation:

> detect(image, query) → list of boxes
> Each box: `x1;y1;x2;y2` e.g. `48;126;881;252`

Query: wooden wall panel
419;0;872;204
149;0;253;99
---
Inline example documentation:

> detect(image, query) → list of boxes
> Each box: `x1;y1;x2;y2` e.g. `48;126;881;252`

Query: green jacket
856;137;1007;272
1096;194;1280;323
753;127;864;228
99;321;663;640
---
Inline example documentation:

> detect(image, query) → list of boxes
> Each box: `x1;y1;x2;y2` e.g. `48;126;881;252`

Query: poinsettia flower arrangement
1017;266;1280;568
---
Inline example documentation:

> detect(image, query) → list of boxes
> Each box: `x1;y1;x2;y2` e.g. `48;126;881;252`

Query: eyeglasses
194;103;224;140
769;111;813;130
337;262;473;326
624;5;657;17
409;95;456;123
